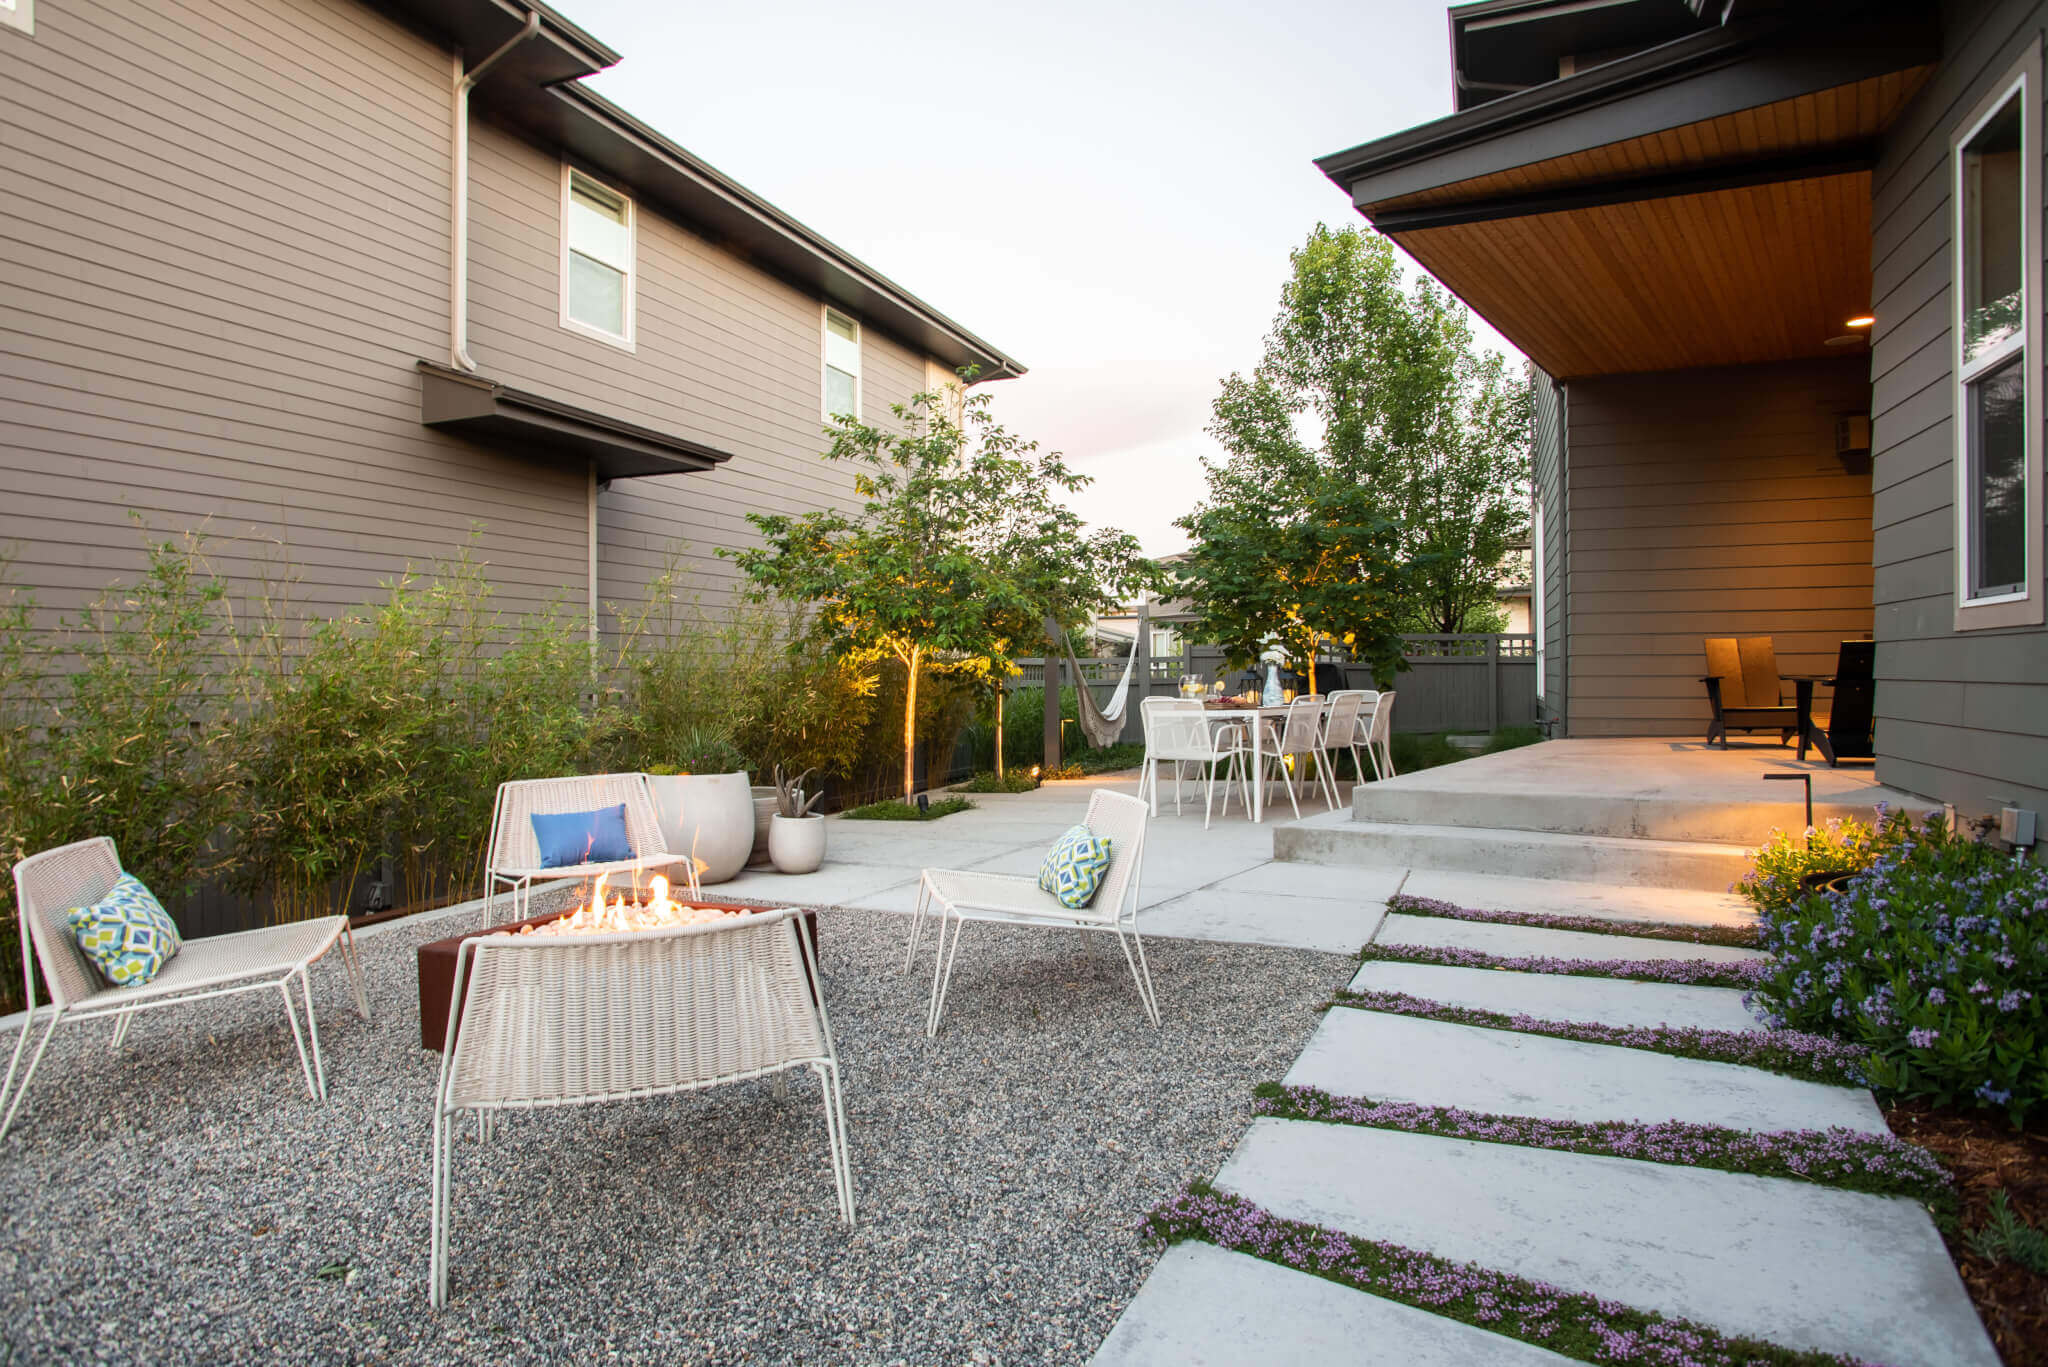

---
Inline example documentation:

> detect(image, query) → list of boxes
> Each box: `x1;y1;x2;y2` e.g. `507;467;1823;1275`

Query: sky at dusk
561;0;1523;554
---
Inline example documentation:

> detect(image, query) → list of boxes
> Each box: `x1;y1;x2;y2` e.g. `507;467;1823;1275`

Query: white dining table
1201;700;1327;824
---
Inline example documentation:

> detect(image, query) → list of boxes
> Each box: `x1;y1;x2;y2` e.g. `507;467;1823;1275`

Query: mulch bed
1885;1103;2048;1365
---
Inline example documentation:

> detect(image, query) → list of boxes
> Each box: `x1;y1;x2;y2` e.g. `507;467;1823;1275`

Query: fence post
1487;634;1500;734
1043;617;1062;771
1132;603;1150;745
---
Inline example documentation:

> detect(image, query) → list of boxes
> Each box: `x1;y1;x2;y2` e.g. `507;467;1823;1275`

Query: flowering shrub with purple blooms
1253;1083;1954;1222
1747;813;2048;1125
1360;942;1770;990
1331;986;1868;1086
1736;807;1924;914
1389;893;1763;949
1143;1183;1886;1366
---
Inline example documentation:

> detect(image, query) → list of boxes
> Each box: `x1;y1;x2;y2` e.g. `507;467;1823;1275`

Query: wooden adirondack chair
1700;637;1798;748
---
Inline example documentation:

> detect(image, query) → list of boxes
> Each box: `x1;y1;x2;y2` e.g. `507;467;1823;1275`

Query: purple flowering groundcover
1359;941;1770;990
1388;893;1763;949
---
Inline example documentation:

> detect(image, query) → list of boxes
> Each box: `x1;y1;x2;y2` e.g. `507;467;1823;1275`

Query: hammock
1061;641;1138;749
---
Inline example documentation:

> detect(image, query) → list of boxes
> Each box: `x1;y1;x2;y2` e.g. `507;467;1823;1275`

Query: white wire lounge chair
429;907;850;1307
1319;690;1369;791
0;836;368;1140
908;789;1152;1037
1364;690;1398;779
482;773;683;929
1136;699;1250;827
1259;697;1336;819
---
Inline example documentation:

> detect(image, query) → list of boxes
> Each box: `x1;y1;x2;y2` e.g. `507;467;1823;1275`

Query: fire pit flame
503;871;741;938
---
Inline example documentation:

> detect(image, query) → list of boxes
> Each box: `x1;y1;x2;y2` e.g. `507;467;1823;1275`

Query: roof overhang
379;0;1024;382
1316;1;1938;378
418;361;734;479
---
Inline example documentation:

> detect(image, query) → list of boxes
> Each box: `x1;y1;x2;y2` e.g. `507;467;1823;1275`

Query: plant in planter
768;765;827;874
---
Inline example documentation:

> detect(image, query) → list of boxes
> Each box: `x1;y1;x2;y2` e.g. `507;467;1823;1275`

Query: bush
956;770;1038;793
1737;805;1924;914
842;796;975;821
1747;813;2048;1125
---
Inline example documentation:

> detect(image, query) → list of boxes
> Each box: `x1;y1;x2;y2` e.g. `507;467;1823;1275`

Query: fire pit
416;875;820;1050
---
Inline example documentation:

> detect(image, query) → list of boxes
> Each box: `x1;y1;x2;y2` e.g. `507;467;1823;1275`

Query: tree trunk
901;646;920;801
994;686;1005;778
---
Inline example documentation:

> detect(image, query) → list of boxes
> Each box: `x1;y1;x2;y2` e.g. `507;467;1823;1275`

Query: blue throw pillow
67;873;183;988
530;804;634;869
1038;824;1114;910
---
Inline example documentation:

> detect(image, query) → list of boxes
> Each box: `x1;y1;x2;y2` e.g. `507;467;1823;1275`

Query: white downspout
449;11;540;372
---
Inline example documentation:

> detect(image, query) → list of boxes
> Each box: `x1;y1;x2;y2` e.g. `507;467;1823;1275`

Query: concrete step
1376;913;1767;965
1275;813;1751;891
1350;778;1877;845
1090;1242;1576;1366
1396;870;1754;929
1285;1007;1885;1133
1348;961;1763;1033
1218;1120;1998;1367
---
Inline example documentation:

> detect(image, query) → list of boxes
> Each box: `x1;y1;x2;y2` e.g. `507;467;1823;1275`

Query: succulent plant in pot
768;764;827;873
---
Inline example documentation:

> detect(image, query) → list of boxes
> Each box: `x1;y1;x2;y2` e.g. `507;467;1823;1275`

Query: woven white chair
1258;697;1336;818
1;837;368;1140
1136;699;1251;827
1320;690;1370;788
430;907;850;1307
910;789;1153;1037
482;773;681;929
1364;690;1398;779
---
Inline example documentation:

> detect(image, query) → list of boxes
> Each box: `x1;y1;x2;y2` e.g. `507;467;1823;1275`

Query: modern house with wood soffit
1320;0;2048;823
0;0;1019;628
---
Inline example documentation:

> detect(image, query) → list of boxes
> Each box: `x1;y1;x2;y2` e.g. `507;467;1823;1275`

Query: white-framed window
1951;40;2044;629
0;0;34;37
560;166;634;350
823;307;861;421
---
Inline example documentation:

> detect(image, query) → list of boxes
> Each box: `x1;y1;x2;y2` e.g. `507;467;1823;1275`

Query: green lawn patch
842;796;976;821
954;770;1040;793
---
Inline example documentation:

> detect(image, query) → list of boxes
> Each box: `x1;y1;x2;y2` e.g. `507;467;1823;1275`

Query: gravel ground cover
0;905;1346;1366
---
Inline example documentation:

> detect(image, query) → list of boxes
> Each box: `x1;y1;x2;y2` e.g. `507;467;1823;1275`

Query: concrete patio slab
1278;813;1751;891
713;862;918;909
1141;890;1387;954
1217;1120;1998;1367
1287;1008;1886;1133
1348;961;1763;1032
1376;913;1768;964
1397;869;1754;928
1209;860;1406;902
1090;1242;1575;1366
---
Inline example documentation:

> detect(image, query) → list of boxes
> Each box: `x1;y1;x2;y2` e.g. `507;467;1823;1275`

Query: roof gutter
449;9;540;372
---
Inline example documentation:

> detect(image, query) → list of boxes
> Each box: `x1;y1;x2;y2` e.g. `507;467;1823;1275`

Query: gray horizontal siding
1865;0;2048;817
1561;358;1874;738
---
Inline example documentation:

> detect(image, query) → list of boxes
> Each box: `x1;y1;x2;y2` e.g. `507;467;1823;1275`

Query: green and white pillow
1038;824;1114;910
67;874;183;989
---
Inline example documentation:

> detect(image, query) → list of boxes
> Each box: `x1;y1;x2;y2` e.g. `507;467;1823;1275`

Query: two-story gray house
0;0;1020;627
1319;0;2047;824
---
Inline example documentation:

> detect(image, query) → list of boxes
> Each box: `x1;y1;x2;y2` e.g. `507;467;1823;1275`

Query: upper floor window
562;168;634;349
824;308;860;420
1952;43;2043;628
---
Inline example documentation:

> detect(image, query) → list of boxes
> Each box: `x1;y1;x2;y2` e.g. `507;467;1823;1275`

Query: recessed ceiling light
1846;315;1876;328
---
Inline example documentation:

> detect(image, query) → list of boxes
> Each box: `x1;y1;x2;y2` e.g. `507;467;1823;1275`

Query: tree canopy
1176;224;1533;677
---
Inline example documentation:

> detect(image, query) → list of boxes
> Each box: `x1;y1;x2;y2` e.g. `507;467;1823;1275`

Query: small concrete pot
768;813;826;874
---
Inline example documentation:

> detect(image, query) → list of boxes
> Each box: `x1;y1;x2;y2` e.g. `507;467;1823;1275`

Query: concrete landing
1348;961;1763;1033
1141;889;1387;954
1350;738;1916;846
1397;870;1753;929
1276;814;1751;891
1091;1242;1575;1366
1218;1120;1999;1367
1377;913;1767;965
1285;1008;1885;1133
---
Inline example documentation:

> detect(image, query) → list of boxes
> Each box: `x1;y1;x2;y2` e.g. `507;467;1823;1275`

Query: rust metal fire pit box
416;901;821;1051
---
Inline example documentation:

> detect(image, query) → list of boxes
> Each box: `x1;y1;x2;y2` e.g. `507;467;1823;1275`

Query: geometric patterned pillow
66;873;182;988
1037;824;1114;910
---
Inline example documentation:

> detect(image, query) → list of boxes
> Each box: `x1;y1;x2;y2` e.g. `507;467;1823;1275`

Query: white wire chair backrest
1082;789;1149;924
1320;692;1365;749
1138;694;1179;745
441;909;828;1111
11;835;123;1012
1370;692;1397;747
1144;698;1230;762
1276;696;1324;754
485;773;670;874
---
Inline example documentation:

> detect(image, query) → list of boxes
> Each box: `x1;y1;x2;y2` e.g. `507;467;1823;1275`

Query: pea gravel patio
0;901;1349;1366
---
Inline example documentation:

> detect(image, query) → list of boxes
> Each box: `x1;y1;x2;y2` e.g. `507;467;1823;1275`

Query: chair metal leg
927;909;966;1038
904;877;931;971
298;967;329;1102
0;1011;60;1142
109;1008;135;1050
1116;929;1160;1026
925;905;957;1037
340;923;371;1021
277;981;318;1100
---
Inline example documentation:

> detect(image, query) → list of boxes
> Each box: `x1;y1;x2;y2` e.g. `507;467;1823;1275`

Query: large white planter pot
768;813;826;875
646;771;754;885
749;787;778;865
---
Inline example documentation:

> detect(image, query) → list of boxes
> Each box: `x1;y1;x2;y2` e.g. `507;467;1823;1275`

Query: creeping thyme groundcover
1746;812;2048;1125
1389;893;1763;949
1143;1184;1885;1367
1359;942;1769;990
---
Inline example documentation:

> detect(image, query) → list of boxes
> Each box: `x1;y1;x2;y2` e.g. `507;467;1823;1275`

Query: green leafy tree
1182;224;1533;667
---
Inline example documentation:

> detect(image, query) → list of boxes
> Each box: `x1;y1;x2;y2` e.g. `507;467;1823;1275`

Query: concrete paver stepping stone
1211;861;1408;903
1219;1119;1998;1367
1350;960;1763;1033
1399;869;1753;928
1377;913;1767;964
1090;1242;1575;1366
1140;890;1386;954
1289;1008;1886;1133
